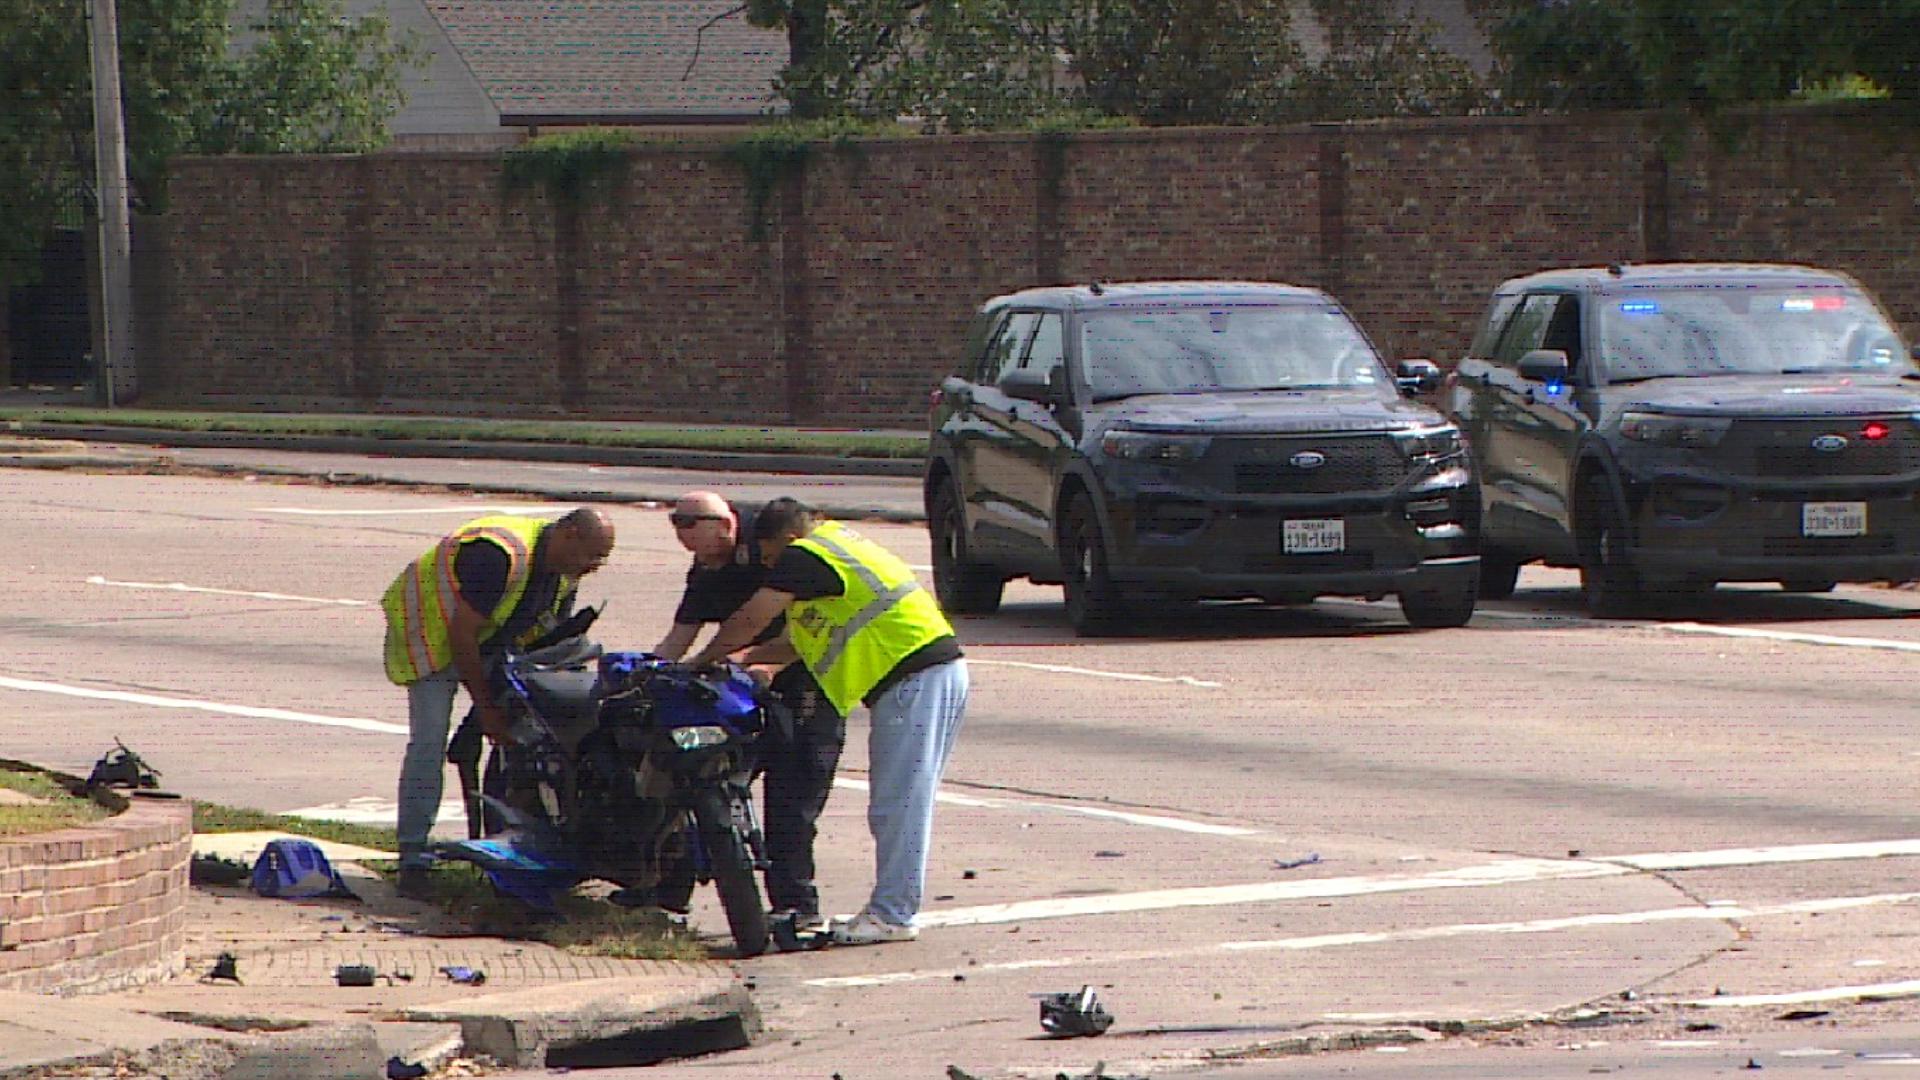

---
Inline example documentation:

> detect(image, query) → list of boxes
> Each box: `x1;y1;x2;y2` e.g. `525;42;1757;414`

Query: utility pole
87;0;135;408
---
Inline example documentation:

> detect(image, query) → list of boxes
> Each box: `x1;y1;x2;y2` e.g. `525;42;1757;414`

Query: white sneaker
829;912;918;945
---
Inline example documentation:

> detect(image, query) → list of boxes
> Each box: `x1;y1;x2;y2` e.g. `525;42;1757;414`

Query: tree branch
685;3;750;81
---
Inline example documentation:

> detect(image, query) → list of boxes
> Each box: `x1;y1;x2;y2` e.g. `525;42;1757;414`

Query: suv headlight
1100;431;1212;463
1392;425;1465;460
1619;412;1732;448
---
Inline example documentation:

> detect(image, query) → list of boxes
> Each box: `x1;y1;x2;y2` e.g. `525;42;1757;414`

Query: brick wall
0;794;191;995
140;104;1920;428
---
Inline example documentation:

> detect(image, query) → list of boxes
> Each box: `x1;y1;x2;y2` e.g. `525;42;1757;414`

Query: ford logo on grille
1290;451;1328;469
1811;434;1849;453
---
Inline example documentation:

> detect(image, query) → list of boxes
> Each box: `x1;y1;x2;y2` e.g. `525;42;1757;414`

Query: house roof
425;1;788;123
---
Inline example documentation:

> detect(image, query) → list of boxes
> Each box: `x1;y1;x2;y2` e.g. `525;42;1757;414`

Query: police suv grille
1220;437;1406;495
1723;420;1920;478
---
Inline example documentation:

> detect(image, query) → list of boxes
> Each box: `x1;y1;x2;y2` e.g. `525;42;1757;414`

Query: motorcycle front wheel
694;790;769;957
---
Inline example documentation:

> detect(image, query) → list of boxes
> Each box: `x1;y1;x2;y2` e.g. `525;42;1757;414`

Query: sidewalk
0;435;930;523
0;862;756;1079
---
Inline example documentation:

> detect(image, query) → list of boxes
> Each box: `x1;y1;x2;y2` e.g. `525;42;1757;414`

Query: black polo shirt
452;531;570;649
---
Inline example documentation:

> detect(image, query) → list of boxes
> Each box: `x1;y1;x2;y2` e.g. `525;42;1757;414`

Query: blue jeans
398;669;461;869
863;659;969;926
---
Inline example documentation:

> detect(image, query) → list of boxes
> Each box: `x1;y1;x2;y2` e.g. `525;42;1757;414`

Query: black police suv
1445;262;1920;615
924;281;1481;636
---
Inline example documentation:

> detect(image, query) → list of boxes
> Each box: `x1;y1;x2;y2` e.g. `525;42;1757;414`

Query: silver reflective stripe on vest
808;530;923;679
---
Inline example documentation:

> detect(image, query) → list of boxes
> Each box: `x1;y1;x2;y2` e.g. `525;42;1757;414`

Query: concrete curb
0;424;924;478
404;976;760;1069
0;450;933;524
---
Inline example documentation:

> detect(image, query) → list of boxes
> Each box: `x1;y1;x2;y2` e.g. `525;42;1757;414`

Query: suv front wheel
1399;567;1479;628
1061;494;1128;636
1579;482;1643;617
928;481;1005;616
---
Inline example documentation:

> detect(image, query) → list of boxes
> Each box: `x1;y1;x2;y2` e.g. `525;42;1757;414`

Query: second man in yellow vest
690;497;969;945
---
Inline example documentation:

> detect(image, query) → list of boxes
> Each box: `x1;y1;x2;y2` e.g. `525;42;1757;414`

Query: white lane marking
284;797;466;825
257;505;571;516
1687;977;1920;1009
915;857;1632;929
86;575;372;607
1661;621;1920;655
968;658;1223;688
807;889;1920;988
0;675;406;736
832;777;1262;837
1600;839;1920;871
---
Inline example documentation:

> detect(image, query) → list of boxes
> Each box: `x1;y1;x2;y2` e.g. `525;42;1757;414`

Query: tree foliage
742;0;1484;131
0;0;415;288
1481;0;1920;112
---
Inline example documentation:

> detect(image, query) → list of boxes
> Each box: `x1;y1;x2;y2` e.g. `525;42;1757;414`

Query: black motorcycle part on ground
693;788;769;957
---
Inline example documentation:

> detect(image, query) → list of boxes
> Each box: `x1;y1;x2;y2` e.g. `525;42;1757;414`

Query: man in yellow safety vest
690;498;968;945
382;507;616;897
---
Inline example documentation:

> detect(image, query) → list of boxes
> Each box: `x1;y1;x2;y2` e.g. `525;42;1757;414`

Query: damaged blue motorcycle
437;607;777;956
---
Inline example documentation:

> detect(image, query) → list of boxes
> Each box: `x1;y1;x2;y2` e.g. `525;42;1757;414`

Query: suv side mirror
1001;368;1054;405
1518;349;1571;384
1395;359;1442;395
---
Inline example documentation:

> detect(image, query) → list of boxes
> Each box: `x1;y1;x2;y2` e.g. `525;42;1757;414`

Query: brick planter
0;791;192;994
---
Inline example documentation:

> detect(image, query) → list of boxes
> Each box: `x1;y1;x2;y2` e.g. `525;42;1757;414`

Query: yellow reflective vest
785;521;955;716
381;515;571;685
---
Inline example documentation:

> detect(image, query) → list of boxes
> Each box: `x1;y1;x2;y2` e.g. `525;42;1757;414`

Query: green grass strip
0;407;928;460
193;802;401;853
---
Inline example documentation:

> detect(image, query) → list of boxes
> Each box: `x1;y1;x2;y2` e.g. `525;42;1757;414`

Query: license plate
1283;518;1346;554
1802;502;1867;537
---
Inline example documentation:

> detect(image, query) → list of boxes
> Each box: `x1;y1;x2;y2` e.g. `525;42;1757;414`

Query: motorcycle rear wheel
695;792;769;957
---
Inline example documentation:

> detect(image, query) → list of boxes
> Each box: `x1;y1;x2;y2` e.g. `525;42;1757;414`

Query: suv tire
1061;494;1128;636
1478;552;1522;600
928;481;1004;615
1399;568;1479;628
1579;483;1643;617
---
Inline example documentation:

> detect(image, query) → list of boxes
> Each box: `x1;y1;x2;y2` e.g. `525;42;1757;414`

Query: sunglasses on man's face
670;512;726;529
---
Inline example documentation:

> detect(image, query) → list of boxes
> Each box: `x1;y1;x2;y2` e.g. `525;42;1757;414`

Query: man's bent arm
448;600;504;729
654;622;699;661
739;629;799;668
687;588;790;668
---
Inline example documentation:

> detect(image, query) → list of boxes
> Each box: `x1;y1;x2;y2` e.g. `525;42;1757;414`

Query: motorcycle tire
694;791;769;957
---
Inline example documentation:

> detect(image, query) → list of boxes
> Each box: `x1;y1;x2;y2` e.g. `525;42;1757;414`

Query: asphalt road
6;459;1920;1079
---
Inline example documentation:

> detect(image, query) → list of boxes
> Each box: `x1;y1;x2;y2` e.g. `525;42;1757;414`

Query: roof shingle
426;0;788;120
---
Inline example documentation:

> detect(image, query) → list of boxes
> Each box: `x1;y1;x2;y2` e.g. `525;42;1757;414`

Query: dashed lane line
256;504;573;516
912;856;1630;929
86;575;372;607
1600;838;1920;871
831;777;1262;837
1686;975;1920;1009
0;675;406;735
965;658;1224;687
908;836;1920;929
807;889;1920;988
1660;621;1920;655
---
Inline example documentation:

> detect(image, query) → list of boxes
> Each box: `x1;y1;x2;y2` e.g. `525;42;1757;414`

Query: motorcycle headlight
1619;412;1731;448
670;725;729;751
1100;431;1212;463
1393;425;1465;460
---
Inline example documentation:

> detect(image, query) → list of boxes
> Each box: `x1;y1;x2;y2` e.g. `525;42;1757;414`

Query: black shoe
395;867;435;901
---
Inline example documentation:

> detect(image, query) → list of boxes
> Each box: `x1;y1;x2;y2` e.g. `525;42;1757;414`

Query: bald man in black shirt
655;492;845;929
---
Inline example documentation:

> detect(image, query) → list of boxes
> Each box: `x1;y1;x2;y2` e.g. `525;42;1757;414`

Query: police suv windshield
1599;287;1913;383
1080;304;1389;401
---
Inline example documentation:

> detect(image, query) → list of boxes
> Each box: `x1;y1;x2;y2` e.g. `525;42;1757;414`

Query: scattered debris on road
1273;853;1322;871
1038;985;1115;1038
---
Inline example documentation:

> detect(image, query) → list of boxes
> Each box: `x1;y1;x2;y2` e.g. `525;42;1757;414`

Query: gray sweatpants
398;668;461;869
863;659;969;926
